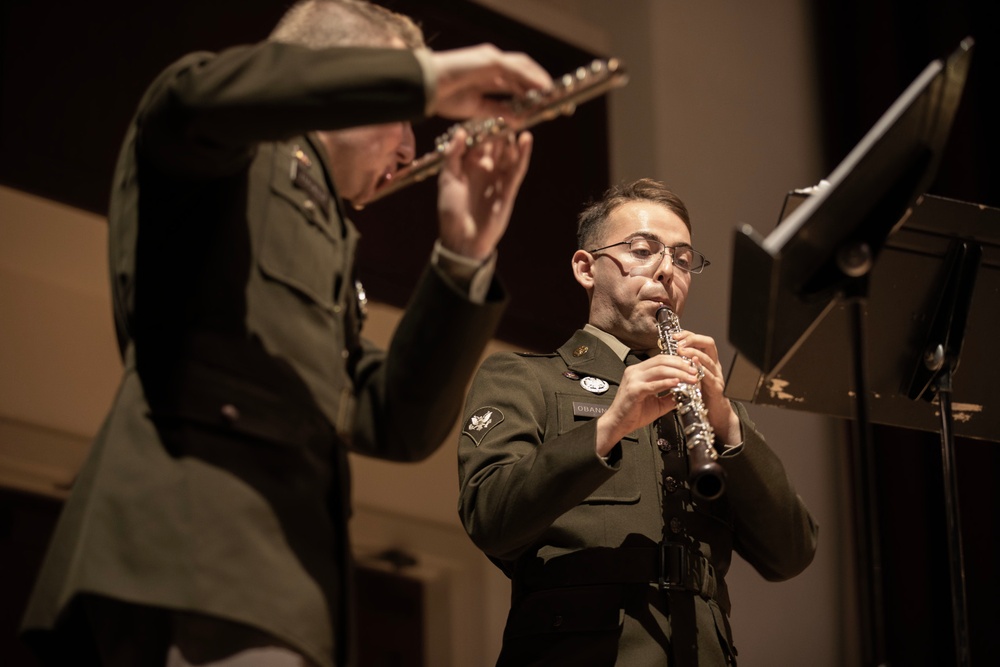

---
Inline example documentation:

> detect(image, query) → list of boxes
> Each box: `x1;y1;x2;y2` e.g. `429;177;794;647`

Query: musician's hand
436;127;533;261
595;355;700;458
673;330;742;446
427;44;552;120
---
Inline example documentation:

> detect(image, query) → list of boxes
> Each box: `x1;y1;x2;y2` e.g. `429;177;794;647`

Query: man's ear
572;249;595;290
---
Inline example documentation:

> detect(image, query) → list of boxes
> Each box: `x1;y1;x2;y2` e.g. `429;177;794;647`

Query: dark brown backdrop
3;1;999;666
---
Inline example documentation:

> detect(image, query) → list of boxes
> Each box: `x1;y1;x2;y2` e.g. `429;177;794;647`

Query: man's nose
397;122;416;164
653;249;675;283
653;248;674;283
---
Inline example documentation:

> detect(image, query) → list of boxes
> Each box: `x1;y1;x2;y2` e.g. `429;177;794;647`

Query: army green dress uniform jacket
23;43;506;667
458;329;817;666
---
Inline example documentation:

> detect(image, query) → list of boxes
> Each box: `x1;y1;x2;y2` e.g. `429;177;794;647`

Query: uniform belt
516;543;719;602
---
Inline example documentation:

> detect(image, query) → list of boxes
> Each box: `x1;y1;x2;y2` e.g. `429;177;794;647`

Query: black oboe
655;306;725;501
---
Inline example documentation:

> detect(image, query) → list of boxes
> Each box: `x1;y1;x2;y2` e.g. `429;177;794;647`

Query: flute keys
519;88;544;111
357;58;627;208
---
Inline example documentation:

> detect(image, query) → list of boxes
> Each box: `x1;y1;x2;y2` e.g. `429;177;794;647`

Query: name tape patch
572;401;609;418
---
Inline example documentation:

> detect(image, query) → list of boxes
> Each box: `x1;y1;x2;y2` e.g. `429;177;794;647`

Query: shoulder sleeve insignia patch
463;406;504;446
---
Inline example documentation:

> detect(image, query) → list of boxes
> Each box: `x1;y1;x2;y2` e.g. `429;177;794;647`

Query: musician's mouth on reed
643;296;676;313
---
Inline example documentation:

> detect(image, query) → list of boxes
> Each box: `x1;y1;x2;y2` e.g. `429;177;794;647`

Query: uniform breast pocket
555;392;641;504
259;160;340;311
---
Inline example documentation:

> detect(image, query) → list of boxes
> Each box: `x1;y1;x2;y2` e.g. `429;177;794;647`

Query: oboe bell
655;306;726;502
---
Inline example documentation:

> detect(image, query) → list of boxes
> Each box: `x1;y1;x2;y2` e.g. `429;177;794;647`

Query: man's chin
343;185;374;208
353;175;392;207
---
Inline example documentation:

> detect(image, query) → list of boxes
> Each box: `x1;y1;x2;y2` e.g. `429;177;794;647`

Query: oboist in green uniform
21;1;551;666
458;179;818;666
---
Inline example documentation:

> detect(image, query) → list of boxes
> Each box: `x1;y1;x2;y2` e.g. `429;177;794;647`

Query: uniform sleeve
138;43;427;178
346;264;506;462
457;353;618;562
724;402;819;581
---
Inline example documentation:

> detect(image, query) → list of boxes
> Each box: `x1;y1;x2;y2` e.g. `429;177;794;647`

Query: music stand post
829;239;980;667
835;237;978;667
838;258;888;667
830;261;889;666
906;239;982;666
725;39;979;666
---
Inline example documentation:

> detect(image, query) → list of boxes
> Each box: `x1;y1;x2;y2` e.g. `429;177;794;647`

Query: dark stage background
2;1;999;665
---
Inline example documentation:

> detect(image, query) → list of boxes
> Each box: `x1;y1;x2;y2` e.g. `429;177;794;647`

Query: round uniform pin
580;376;610;394
563;370;580;380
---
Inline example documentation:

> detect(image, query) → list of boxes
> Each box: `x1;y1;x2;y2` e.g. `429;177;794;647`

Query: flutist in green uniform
21;2;551;665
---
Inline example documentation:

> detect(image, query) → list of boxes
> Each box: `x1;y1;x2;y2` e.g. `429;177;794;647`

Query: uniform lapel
304;132;361;313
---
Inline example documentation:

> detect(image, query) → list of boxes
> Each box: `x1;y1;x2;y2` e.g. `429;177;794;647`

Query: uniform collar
558;329;627;384
582;324;630;362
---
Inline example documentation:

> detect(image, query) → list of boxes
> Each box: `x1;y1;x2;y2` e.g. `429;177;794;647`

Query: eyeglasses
588;237;711;274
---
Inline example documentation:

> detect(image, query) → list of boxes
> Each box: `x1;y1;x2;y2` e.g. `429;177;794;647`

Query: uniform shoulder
476;350;560;376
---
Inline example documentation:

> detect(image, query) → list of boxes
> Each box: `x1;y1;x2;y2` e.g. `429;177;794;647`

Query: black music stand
724;39;983;667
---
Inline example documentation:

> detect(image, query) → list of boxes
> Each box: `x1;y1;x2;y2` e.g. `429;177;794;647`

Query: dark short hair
270;0;425;50
576;178;692;250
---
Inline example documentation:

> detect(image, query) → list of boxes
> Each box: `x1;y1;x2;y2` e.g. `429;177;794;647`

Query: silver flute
655;306;725;501
352;58;628;209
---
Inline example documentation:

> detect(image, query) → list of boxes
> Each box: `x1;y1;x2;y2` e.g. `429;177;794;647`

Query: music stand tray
726;38;974;386
726;192;1000;441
